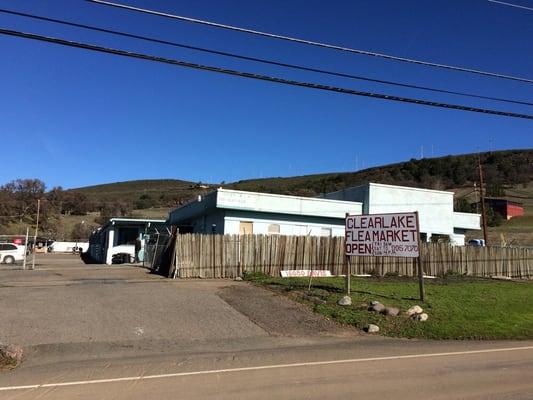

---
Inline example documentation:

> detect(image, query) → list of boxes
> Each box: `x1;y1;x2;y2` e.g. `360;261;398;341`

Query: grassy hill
72;179;204;204
71;149;532;204
64;149;533;245
229;149;532;196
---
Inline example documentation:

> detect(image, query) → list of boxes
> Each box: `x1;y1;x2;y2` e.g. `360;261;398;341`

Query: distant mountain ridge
70;149;533;209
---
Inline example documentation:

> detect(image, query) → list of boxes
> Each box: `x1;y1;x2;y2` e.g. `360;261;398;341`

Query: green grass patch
245;273;533;340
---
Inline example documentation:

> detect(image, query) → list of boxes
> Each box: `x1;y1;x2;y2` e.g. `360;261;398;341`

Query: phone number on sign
372;243;418;255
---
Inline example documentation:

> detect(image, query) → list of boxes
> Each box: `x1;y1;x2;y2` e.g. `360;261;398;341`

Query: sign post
345;212;423;301
344;213;351;295
415;212;425;302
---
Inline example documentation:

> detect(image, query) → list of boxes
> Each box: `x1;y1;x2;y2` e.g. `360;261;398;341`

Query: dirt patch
218;284;357;337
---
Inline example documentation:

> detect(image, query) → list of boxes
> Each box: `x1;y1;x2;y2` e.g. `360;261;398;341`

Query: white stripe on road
2;345;533;392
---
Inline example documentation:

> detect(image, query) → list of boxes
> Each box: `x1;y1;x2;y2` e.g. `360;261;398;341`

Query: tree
486;207;503;227
135;194;156;209
63;192;90;215
454;198;473;213
1;179;46;222
486;183;505;197
95;201;133;225
71;222;95;240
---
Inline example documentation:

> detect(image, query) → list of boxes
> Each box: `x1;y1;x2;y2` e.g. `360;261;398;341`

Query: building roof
108;218;166;224
97;217;167;232
169;188;362;223
328;182;454;196
484;197;524;207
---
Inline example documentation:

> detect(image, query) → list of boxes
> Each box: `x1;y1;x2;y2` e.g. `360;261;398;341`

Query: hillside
65;149;533;246
71;179;209;208
2;150;531;244
70;149;533;206
230;149;532;197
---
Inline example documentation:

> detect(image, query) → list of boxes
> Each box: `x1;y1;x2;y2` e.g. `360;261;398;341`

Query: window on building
116;227;139;245
239;221;253;235
430;234;450;244
267;224;280;234
320;228;332;237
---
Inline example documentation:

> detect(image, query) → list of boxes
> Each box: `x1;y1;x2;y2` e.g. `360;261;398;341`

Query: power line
87;0;533;84
1;28;532;120
1;8;531;107
488;0;533;11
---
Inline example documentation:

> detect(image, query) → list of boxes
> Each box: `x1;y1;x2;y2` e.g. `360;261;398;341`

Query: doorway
239;221;253;235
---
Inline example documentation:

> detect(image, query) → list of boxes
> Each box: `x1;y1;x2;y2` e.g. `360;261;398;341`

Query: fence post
151;233;160;270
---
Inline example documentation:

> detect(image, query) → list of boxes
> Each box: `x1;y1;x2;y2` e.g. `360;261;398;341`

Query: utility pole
474;182;479;213
478;155;488;245
30;199;40;270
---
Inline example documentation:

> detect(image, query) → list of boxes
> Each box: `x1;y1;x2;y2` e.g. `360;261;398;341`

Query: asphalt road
1;254;532;399
1;340;532;399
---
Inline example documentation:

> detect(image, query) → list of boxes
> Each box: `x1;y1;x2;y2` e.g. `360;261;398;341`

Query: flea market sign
345;212;420;257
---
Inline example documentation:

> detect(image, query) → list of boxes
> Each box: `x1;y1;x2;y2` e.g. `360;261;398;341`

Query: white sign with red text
345;213;419;257
280;270;332;278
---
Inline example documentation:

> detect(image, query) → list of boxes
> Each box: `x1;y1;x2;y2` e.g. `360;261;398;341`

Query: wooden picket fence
167;234;533;279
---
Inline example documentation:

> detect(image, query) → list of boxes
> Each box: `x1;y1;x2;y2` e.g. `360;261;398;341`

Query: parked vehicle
0;243;25;264
468;239;486;247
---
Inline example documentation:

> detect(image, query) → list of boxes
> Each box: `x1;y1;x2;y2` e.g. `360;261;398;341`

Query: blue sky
0;0;532;189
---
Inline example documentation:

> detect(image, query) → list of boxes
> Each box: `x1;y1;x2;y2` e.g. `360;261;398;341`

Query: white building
168;189;362;237
88;218;166;264
323;182;480;245
49;241;89;253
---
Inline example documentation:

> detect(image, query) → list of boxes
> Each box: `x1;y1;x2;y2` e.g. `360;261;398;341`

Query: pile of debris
0;344;23;370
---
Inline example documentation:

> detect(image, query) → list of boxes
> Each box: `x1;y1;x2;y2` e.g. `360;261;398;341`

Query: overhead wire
0;8;531;106
1;28;532;120
87;0;533;84
488;0;533;12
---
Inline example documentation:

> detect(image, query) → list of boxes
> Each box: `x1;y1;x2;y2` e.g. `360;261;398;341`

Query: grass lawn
245;274;533;340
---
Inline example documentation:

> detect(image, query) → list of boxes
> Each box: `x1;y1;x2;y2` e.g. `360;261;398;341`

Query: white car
0;243;25;264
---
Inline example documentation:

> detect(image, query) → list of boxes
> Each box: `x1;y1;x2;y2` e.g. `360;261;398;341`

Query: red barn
485;198;524;220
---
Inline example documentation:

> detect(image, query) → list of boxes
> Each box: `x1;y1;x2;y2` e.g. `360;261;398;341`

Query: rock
310;296;327;305
234;276;243;281
337;295;352;306
384;306;400;316
414;313;429;322
406;305;423;316
491;275;512;281
364;324;380;333
0;344;23;369
369;302;386;313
